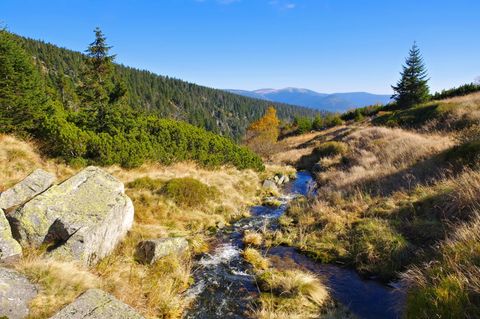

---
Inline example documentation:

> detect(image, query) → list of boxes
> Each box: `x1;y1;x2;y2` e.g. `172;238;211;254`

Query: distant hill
13;34;320;140
228;88;391;113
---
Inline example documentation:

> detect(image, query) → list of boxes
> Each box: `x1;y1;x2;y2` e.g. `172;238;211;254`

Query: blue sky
1;0;479;94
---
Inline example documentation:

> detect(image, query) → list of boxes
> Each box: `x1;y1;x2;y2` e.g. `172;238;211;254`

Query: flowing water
184;171;404;319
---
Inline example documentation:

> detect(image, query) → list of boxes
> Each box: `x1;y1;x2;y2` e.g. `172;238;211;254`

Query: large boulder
49;289;145;319
135;237;188;264
0;267;37;319
0;209;22;262
8;167;134;265
0;168;55;210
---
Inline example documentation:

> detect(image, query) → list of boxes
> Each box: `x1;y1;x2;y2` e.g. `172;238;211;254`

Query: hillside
265;92;480;318
14;34;320;140
228;87;391;113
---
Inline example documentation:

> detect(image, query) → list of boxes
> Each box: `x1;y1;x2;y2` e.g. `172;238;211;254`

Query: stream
184;171;404;319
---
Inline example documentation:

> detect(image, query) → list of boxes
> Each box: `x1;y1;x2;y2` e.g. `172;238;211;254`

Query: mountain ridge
228;88;391;113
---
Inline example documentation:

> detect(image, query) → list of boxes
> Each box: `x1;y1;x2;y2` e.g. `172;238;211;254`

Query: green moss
162;178;217;208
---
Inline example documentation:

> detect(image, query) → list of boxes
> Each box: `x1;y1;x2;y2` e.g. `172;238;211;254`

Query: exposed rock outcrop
135;237;188;264
49;289;145;319
0;209;22;262
0;267;37;319
8;166;134;265
0;168;55;210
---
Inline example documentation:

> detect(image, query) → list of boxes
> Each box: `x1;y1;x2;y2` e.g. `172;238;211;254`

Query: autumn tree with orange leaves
244;106;280;158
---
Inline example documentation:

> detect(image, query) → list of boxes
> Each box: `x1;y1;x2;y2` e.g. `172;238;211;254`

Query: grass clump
162;177;218;208
243;231;263;247
15;254;100;319
254;268;330;318
243;248;269;270
350;218;411;279
402;213;480;319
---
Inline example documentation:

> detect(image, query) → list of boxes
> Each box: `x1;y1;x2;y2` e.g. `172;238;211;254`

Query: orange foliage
245;106;280;158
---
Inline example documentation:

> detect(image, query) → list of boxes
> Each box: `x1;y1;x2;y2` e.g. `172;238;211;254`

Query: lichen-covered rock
49;289;145;319
0;209;22;262
0;267;37;319
0;168;55;210
8;166;134;265
135;237;188;264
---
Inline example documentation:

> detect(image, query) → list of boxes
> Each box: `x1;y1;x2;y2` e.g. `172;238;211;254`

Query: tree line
0;28;264;171
14;32;321;141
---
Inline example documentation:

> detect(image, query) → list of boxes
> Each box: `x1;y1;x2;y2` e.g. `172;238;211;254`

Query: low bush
127;177;164;191
162;177;217;208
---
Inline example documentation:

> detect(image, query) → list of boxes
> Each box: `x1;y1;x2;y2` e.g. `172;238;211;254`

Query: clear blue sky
1;0;479;94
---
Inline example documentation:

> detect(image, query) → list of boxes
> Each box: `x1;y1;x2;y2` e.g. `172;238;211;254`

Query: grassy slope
267;93;480;318
0;134;264;318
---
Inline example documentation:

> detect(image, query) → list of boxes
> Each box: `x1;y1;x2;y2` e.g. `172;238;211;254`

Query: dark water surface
184;171;404;319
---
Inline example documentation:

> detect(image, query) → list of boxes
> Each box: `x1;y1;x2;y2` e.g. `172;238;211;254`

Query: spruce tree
392;42;430;108
78;27;126;132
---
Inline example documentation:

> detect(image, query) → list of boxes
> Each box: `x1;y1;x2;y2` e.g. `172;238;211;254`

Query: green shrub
127;177;164;191
313;141;348;158
350;218;411;279
162;178;217;208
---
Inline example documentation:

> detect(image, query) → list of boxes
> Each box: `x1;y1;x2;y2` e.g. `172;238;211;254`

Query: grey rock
49;288;145;319
8;167;134;265
135;237;188;264
0;169;55;210
0;267;37;319
262;180;278;191
0;209;22;262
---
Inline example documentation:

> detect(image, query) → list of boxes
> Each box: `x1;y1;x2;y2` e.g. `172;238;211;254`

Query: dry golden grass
14;251;100;319
243;247;270;270
0;134;74;190
401;212;480;318
269;126;353;165
254;268;330;319
243;231;264;247
316;126;453;194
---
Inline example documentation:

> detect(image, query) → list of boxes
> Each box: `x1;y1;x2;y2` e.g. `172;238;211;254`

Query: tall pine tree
78;27;126;132
392;42;430;109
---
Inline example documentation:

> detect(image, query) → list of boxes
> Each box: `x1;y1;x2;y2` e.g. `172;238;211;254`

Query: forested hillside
15;33;320;140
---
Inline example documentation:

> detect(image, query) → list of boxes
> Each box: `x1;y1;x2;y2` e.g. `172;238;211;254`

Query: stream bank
184;171;403;319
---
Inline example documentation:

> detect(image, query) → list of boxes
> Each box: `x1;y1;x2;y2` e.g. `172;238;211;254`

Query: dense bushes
432;82;480;100
162;178;217;208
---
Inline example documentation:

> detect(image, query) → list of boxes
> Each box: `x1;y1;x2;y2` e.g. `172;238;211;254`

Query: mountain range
228;88;391;113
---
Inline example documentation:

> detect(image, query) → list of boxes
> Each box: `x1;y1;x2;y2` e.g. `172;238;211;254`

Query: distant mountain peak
227;87;391;113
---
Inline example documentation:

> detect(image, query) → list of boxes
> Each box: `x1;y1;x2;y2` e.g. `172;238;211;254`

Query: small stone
0;168;55;210
0;267;37;319
135;238;188;264
0;209;22;262
262;180;277;190
49;289;145;319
